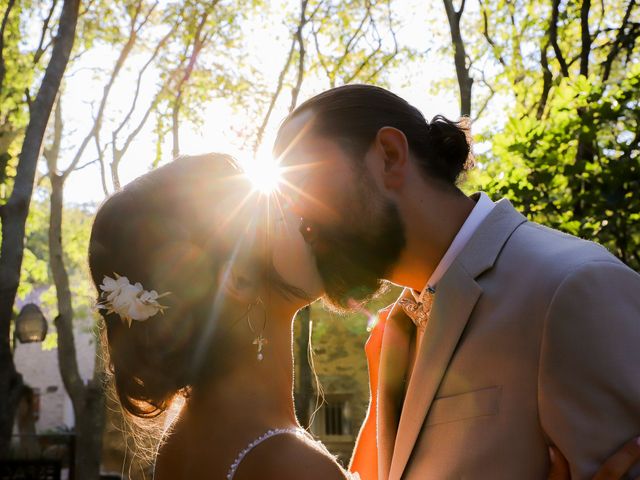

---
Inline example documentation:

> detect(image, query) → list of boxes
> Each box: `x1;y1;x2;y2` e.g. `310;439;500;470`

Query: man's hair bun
426;115;474;185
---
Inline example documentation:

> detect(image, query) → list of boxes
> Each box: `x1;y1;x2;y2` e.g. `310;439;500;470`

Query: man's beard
311;193;406;313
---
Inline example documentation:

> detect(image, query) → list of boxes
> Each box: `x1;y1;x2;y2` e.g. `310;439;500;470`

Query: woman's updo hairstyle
275;84;474;187
89;153;255;418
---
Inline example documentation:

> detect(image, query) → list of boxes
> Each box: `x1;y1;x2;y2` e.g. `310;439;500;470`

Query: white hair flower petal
97;273;170;327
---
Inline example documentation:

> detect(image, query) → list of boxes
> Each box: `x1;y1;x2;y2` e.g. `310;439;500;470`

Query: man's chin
320;280;388;314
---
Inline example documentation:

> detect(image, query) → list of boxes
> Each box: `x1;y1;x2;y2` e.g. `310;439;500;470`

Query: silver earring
247;298;268;361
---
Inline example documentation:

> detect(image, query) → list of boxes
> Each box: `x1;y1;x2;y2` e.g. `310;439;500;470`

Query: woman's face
211;171;323;305
271;206;324;302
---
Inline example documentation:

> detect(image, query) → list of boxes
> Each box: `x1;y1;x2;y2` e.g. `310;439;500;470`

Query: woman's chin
292;281;324;310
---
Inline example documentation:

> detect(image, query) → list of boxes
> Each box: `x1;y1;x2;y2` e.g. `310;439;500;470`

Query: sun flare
241;152;282;194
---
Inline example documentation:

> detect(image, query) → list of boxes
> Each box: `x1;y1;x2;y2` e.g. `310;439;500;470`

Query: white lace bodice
226;427;360;479
226;428;302;479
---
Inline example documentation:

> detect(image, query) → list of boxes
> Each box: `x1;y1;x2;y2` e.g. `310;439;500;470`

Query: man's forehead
274;110;317;161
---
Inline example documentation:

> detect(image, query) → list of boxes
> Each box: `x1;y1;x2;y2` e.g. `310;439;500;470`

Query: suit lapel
388;263;482;479
377;290;414;480
387;198;528;479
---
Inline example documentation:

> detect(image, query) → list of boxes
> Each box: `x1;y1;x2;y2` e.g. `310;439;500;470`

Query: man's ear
375;127;409;191
217;260;260;305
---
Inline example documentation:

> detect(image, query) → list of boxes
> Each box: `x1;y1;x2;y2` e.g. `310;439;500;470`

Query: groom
273;85;640;479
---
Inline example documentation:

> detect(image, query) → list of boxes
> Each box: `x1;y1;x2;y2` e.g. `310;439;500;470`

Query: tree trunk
0;0;80;456
295;306;313;428
74;381;105;480
172;96;181;159
442;0;473;117
0;363;22;457
289;0;309;113
50;172;104;479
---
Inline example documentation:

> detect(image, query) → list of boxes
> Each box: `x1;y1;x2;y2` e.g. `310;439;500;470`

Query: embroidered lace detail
226;428;303;479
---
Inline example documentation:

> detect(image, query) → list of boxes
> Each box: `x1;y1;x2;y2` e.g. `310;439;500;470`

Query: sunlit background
5;0;638;477
46;0;469;206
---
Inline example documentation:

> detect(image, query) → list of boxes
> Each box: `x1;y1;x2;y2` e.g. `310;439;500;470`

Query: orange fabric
349;306;391;480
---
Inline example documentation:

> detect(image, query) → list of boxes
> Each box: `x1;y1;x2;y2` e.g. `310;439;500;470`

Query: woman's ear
217;260;260;305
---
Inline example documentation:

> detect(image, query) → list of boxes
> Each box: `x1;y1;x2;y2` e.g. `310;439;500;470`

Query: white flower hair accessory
97;274;170;327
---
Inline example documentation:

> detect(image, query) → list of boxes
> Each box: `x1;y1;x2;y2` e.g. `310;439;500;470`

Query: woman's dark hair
89;153;301;420
275;84;474;186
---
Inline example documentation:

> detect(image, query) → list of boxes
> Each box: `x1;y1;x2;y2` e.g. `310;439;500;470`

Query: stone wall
13;329;96;433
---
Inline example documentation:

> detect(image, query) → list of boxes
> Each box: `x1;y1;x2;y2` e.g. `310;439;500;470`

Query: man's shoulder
506;220;622;274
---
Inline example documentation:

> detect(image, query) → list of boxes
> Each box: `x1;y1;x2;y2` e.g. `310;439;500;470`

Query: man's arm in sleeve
539;260;640;479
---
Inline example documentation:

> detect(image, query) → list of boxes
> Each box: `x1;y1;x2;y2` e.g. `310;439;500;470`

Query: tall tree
0;0;58;197
67;0;177;194
44;97;106;479
0;0;80;456
442;0;472;116
457;0;640;270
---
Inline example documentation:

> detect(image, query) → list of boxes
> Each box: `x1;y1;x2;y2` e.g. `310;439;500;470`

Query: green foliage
15;196;97;333
310;284;403;339
305;0;410;88
471;66;640;270
433;0;638;121
0;0;38;200
131;0;262;161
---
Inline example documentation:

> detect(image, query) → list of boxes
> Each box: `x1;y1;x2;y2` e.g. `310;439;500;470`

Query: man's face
276;112;406;312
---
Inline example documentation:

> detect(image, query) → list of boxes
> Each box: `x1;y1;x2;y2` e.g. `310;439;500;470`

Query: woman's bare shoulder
235;432;349;480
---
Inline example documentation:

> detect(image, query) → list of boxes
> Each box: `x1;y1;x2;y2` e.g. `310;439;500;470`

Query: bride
88;153;636;479
89;153;351;479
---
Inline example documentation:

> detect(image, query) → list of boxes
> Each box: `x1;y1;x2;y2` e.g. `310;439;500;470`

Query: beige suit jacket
372;198;640;480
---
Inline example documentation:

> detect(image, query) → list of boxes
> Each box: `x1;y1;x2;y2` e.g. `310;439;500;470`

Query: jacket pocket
425;386;502;427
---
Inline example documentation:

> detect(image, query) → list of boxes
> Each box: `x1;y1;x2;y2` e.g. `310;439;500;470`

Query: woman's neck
185;304;300;432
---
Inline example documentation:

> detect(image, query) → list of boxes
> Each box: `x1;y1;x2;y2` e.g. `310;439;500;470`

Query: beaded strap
226;427;302;479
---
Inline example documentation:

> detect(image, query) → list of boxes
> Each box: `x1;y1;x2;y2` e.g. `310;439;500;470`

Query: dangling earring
247;298;268;361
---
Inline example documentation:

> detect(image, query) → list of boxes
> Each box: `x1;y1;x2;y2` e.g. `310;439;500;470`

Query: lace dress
226;427;361;479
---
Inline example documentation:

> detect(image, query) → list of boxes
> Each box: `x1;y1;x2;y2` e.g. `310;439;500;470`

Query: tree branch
311;22;333;85
332;4;369;76
289;0;309;113
72;158;99;172
253;38;296;153
478;0;506;67
33;0;59;65
67;17;140;176
44;95;63;175
580;0;592;76
170;7;213;158
344;36;383;83
94;135;109;196
363;15;399;83
112;93;159;189
537;42;553;119
0;0;16;92
112;24;175;141
472;70;496;122
602;0;636;82
442;0;473;116
550;0;570;77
